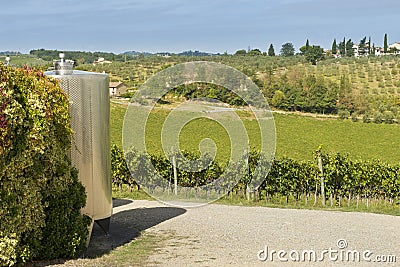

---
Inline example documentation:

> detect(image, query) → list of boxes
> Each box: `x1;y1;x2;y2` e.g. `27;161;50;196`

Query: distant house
389;42;400;54
374;47;384;56
94;57;112;65
352;44;359;57
109;81;128;97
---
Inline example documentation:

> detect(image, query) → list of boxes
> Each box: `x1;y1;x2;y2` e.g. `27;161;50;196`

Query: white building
93;57;112;65
109;81;128;97
389;42;400;54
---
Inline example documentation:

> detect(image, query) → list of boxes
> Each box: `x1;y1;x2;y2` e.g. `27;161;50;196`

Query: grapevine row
112;145;400;205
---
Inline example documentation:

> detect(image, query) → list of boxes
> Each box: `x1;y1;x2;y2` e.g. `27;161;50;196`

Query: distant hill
177;50;220;56
121;50;220;57
30;49;127;64
0;51;21;55
29;49;220;64
121;51;153;56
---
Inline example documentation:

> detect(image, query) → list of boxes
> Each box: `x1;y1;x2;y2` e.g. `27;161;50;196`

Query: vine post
317;148;326;206
245;148;251;201
172;146;178;195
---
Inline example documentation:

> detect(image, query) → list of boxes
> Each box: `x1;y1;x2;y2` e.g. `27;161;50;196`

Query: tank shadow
83;199;186;258
112;198;133;208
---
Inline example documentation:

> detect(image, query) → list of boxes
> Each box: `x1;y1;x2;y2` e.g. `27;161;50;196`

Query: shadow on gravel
112;198;133;208
83;199;186;258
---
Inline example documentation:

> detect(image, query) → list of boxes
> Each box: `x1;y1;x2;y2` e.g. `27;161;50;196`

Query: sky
1;0;400;54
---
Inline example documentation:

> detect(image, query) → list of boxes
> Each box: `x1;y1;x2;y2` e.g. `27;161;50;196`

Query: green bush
338;109;350;119
373;111;383;124
383;110;395;124
112;144;135;190
351;112;359;122
362;112;371;123
119;91;135;99
0;64;91;265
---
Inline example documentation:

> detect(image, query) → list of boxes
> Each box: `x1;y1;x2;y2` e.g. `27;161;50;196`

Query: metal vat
45;54;112;234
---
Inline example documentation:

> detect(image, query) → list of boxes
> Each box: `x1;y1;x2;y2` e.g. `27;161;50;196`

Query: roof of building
109;81;125;88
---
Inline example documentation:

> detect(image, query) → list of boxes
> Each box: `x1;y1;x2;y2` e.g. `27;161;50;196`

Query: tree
388;46;398;54
248;49;262;56
338;37;346;56
332;39;337;55
338;75;354;111
299;45;308;55
299;40;312;55
368;36;372;54
345;39;354;57
271;90;286;107
268;44;275;56
359;36;367;56
235;49;247;56
384;33;388;53
280;42;295;57
305;45;324;65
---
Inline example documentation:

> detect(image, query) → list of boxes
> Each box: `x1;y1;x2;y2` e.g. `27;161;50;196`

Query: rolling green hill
79;54;400;121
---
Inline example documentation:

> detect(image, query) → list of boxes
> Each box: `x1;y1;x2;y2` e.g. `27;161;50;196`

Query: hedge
0;64;91;266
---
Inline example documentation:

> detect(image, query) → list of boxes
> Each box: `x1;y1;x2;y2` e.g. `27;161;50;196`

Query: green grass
106;234;158;266
275;113;400;163
47;232;168;267
88;232;168;267
110;101;126;147
111;102;400;164
112;185;153;200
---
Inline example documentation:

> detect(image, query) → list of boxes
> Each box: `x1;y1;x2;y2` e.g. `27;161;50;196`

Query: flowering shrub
0;234;18;267
0;63;90;266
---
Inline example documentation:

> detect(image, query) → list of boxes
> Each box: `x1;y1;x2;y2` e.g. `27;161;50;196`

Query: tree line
29;49;128;65
235;33;398;65
29;33;397;67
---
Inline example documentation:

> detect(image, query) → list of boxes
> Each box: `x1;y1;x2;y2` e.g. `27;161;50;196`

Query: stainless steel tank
45;54;112;234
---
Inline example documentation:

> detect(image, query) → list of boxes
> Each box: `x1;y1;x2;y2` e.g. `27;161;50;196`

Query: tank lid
54;53;74;75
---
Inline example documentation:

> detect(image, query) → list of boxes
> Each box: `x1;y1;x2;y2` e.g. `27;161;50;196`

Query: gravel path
122;200;399;267
50;199;399;267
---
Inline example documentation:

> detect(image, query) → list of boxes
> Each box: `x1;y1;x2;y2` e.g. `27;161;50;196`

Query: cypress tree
359;37;367;56
384;33;388;53
268;44;275;56
306;39;310;49
338;37;346;56
332;39;337;54
368;36;372;54
345;39;354;57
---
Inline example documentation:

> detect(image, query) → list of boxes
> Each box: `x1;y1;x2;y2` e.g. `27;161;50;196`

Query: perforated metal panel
45;70;112;221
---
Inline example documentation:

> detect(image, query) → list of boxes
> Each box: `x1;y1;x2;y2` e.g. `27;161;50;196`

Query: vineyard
110;101;400;210
112;145;400;210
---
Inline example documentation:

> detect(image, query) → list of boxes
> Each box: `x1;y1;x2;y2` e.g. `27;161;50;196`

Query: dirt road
110;200;399;267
